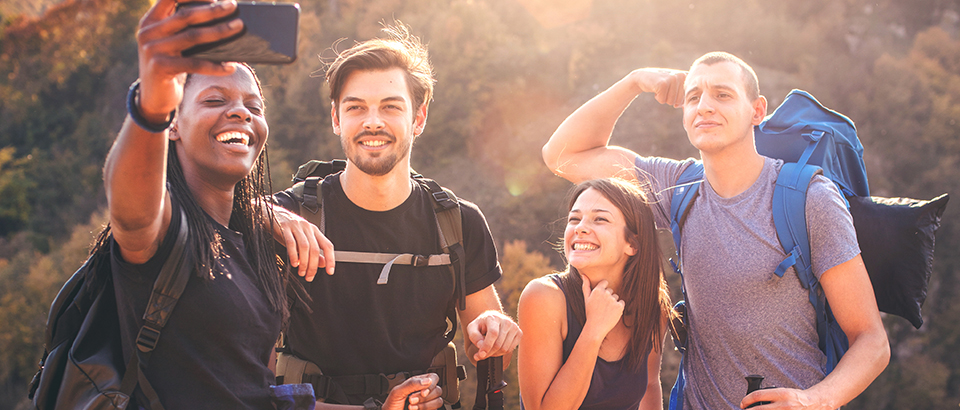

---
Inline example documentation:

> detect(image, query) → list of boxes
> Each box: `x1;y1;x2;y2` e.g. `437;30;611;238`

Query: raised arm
741;255;890;409
542;68;687;184
103;0;242;264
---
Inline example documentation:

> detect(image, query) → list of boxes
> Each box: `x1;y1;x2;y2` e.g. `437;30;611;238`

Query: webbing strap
666;162;702;410
417;178;467;312
121;207;192;410
669;163;704;273
329;251;452;284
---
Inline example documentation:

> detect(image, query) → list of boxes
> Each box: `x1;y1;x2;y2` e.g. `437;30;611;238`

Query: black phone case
181;2;299;65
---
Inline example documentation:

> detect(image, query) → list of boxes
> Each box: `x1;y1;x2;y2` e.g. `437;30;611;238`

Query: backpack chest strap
332;250;452;284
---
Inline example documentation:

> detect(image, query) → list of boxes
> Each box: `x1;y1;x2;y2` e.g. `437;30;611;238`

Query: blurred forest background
1;0;958;408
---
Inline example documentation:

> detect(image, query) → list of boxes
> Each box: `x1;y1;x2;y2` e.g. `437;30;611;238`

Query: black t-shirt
274;173;501;400
112;198;281;410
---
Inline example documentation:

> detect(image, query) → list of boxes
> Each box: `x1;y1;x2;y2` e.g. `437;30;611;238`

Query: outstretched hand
384;374;443;410
581;274;624;339
628;68;687;108
135;0;243;121
271;204;335;281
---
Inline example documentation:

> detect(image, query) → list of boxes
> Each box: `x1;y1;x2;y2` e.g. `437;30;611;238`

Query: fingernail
227;18;242;29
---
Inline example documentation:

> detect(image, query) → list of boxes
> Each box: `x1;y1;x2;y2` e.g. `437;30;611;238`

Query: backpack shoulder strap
772;159;849;374
669;162;704;273
119;206;193;410
666;162;702;410
292;159;347;216
413;175;466;312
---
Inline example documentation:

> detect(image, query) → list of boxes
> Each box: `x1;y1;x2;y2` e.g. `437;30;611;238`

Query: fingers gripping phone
179;1;300;65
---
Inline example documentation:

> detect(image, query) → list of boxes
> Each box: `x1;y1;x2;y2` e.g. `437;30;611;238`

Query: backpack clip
136;324;161;353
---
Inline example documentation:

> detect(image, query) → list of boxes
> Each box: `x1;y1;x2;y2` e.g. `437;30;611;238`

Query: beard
342;130;412;177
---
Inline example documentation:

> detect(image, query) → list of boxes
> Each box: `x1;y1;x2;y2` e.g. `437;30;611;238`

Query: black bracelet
126;80;176;133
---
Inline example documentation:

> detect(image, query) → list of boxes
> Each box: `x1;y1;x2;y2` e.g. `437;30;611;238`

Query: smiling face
332;68;427;177
564;188;637;276
170;68;267;189
682;61;766;156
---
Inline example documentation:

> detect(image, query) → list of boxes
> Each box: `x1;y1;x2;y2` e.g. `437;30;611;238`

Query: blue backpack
667;90;868;410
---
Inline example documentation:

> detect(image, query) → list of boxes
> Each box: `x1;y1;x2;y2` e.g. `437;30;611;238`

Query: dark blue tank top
551;274;650;410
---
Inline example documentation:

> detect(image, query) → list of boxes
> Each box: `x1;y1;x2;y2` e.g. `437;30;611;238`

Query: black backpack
28;209;191;410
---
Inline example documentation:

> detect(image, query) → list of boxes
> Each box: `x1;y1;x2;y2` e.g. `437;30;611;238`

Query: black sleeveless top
551;274;650;410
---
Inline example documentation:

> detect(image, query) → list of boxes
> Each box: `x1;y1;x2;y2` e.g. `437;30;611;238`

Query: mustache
353;130;395;141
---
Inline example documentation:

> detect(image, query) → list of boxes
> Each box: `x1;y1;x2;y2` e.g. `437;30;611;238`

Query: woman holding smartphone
103;1;442;408
518;178;675;410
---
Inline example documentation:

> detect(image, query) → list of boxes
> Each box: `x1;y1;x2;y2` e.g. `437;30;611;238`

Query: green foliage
0;147;33;235
0;0;144;239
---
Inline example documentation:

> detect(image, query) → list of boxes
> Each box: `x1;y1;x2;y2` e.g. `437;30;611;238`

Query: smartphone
179;1;300;65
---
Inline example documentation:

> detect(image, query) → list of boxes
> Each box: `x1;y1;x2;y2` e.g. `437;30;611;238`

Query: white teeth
216;131;249;145
361;140;387;147
573;243;598;251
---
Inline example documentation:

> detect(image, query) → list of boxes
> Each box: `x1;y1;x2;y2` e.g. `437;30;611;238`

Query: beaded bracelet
126;80;176;133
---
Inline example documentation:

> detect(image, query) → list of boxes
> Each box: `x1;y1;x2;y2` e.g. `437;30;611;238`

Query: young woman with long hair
518;178;675;410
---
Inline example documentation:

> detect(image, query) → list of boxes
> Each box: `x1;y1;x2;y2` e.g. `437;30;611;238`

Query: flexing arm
103;0;242;264
542;68;686;184
459;285;522;368
517;276;625;410
741;255;889;409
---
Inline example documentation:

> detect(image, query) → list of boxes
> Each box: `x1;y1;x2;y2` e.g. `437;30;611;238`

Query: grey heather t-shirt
635;155;860;410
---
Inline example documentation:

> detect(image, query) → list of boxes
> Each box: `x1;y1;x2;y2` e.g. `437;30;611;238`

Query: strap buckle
432;190;457;210
412;254;429;267
136;324;161;353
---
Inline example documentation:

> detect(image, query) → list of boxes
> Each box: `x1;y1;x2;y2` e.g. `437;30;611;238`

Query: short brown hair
691;51;760;101
325;23;435;118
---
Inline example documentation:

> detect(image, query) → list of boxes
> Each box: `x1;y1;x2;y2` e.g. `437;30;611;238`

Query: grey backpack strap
417;177;466;311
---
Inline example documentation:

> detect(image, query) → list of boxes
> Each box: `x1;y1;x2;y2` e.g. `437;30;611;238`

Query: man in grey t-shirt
541;52;889;409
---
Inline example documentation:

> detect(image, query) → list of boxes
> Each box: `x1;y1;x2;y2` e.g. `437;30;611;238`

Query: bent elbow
542;142;560;173
877;336;891;369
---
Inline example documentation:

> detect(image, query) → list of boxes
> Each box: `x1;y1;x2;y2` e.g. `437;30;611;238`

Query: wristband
126;80;176;133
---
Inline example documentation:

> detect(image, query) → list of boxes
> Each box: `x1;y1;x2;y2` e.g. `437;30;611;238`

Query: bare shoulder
519;276;566;314
519;275;569;338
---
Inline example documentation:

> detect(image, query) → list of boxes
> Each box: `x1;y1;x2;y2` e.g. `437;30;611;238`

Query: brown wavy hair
557;178;674;373
325;22;435;120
